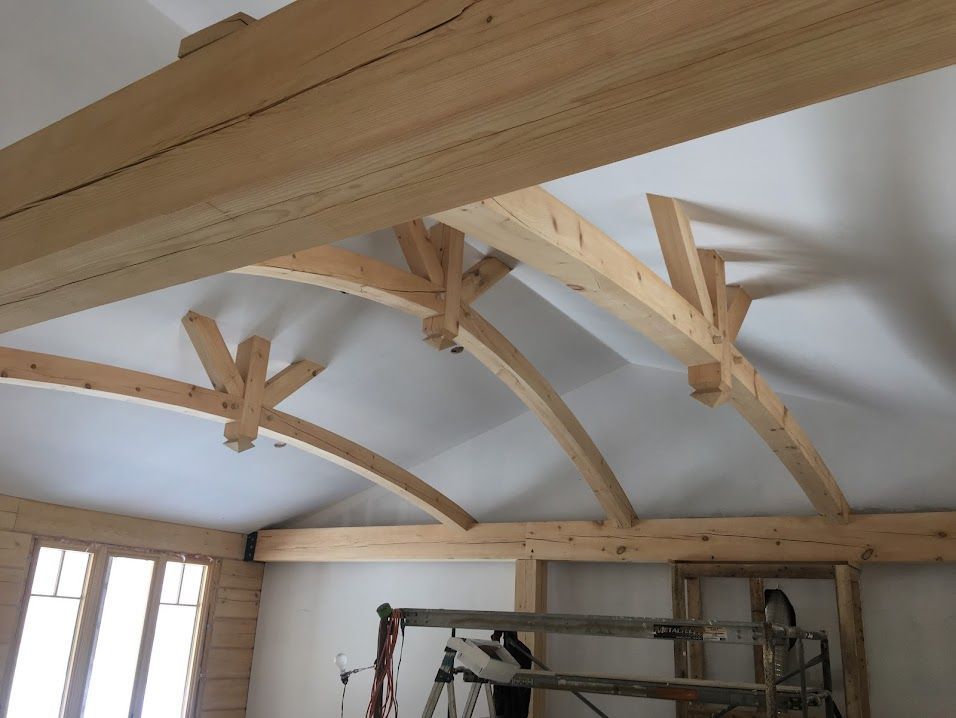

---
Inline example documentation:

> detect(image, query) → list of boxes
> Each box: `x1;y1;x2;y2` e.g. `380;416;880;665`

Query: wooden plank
685;576;705;680
178;12;256;59
648;195;712;317
0;533;34;570
223;335;270;452
688;249;731;407
210;619;258;649
437;187;850;522
515;559;547;718
672;565;689;718
726;286;752;342
11;499;244;559
200;678;249;710
0;346;474;531
677;563;836;580
749;578;766;686
244;249;634;526
262;360;324;407
255;512;956;563
182;311;244;396
3;1;955;332
393;219;444;284
205;648;254;678
461;257;512;305
835;565;871;718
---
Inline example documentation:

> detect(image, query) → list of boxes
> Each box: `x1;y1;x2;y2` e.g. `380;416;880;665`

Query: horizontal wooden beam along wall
675;563;837;579
237;247;637;526
254;512;956;563
2;1;954;330
0;346;474;530
436;187;849;522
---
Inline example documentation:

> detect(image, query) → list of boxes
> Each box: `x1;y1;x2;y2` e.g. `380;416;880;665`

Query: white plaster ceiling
1;0;954;530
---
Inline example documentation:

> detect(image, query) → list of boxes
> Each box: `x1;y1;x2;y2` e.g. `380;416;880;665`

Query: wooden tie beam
1;0;953;331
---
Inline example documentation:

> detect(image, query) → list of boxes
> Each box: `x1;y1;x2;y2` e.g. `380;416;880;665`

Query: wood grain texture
0;346;473;530
514;559;547;718
3;0;954;330
261;360;324;408
835;565;871;718
239;248;636;526
255;512;956;563
437;187;850;522
178;12;256;59
648;194;712;317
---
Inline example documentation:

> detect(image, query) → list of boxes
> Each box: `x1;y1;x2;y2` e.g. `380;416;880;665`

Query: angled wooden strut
393;221;465;350
435;186;850;522
236;246;637;527
0;345;475;530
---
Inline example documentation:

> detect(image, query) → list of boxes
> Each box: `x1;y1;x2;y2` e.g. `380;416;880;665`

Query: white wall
248;364;956;716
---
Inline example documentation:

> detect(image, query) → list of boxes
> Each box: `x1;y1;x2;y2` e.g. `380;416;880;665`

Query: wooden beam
392;219;444;284
436;186;850;522
461;257;511;305
647;194;712;317
423;223;465;350
677;563;836;580
688;248;731;407
253;512;956;563
514;559;547;718
224;335;270;452
685;576;705;681
262;360;324;407
182;310;244;396
178;12;256;59
726;286;752;342
0;345;475;530
834;565;871;718
749;578;766;685
671;564;690;718
3;1;954;331
237;247;637;527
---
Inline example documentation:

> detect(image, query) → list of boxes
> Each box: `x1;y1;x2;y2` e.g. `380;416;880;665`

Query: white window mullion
126;559;165;718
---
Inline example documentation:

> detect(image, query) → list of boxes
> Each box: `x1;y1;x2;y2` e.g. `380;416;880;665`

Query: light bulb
334;652;349;673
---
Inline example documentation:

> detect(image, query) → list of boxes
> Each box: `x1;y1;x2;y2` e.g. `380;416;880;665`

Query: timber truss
2;185;870;533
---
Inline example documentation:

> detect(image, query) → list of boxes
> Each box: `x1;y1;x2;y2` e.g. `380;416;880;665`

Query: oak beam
0;346;475;530
3;0;954;331
436;187;849;522
262;360;324;407
224;335;270;452
834;565;871;718
461;257;511;305
182;311;245;396
254;512;956;563
514;559;548;718
238;248;637;526
726;286;752;342
178;12;256;59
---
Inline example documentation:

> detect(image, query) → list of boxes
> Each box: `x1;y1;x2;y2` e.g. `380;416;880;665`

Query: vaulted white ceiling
2;0;954;531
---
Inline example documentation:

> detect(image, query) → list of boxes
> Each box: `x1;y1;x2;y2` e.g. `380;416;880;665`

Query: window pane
82;556;154;718
7;596;80;718
140;604;200;718
31;547;62;595
179;563;204;606
57;550;90;598
160;562;183;604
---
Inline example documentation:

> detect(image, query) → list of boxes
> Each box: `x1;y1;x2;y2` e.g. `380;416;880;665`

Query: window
5;543;210;718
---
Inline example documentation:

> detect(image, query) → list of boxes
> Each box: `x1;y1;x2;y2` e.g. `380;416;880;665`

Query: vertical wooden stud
835;565;871;718
515;559;547;718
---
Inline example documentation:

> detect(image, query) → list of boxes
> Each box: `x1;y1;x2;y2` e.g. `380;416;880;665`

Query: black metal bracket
243;531;259;562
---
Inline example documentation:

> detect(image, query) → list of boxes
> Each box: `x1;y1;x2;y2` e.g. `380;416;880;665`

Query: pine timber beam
236;247;638;527
0;345;475;530
253;512;956;564
262;360;325;407
422;223;465;350
224;334;271;451
2;1;954;331
435;187;850;522
461;257;512;304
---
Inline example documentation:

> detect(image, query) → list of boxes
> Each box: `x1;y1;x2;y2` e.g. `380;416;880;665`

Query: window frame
2;538;214;718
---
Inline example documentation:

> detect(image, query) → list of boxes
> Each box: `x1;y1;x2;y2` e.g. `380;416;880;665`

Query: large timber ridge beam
435;187;850;522
2;1;954;331
235;246;638;527
253;513;956;564
0;345;475;530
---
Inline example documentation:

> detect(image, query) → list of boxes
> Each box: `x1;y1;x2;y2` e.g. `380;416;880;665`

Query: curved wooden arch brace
237;247;638;528
435;187;849;523
0;346;475;531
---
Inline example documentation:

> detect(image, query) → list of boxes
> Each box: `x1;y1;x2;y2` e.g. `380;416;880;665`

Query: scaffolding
377;607;836;718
